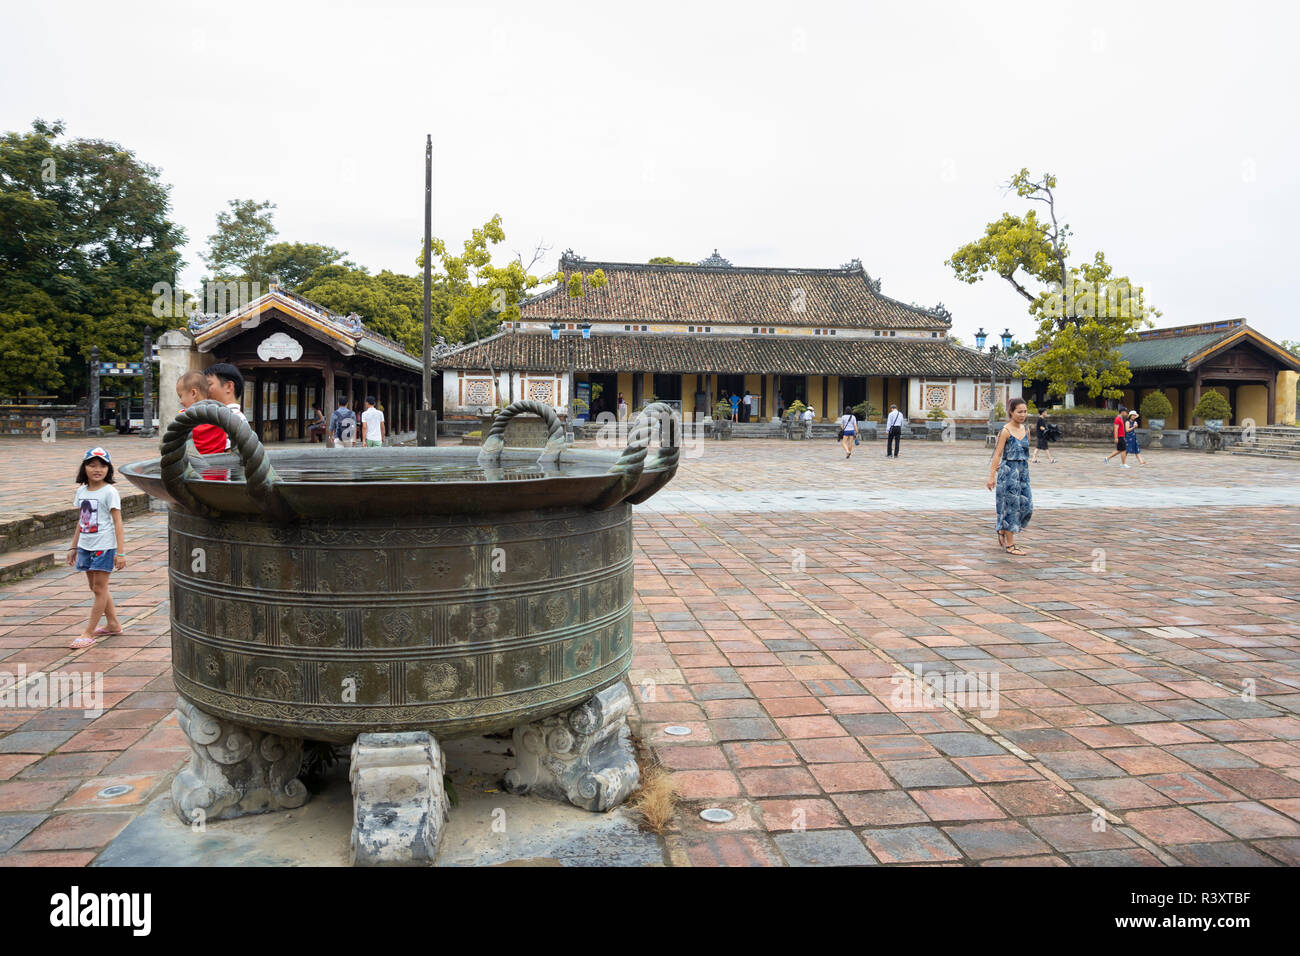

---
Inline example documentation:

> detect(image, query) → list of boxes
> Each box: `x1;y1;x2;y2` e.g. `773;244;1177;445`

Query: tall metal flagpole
418;134;437;445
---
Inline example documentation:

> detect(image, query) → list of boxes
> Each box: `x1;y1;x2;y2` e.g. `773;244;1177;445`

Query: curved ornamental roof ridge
538;255;949;330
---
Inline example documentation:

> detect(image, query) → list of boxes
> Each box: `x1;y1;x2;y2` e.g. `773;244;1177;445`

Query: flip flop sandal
1004;546;1027;555
93;627;123;637
69;636;98;649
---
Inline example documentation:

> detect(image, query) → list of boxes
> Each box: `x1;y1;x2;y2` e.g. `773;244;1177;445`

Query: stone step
0;547;59;584
1229;446;1300;460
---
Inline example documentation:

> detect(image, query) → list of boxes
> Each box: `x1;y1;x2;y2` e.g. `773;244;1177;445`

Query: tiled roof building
437;253;1020;423
1111;319;1300;427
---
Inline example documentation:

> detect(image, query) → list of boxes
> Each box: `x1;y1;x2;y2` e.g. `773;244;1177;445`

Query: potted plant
786;400;808;439
1139;391;1174;448
925;404;947;440
711;399;733;440
1192;391;1232;452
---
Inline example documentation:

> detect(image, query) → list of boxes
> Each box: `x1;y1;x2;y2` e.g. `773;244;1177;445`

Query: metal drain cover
663;725;692;736
96;785;133;799
700;808;735;823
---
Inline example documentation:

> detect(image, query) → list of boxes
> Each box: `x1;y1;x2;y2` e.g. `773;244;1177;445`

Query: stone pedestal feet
172;697;309;824
350;731;449;866
504;683;640;812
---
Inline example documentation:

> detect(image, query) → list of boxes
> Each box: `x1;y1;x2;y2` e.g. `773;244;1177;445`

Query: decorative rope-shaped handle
592;402;681;510
159;400;291;521
477;400;567;467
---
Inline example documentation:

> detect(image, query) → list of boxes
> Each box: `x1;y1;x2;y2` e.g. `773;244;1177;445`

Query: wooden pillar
323;364;335;420
821;377;828;420
1229;384;1238;426
1193;372;1203;424
1267;374;1276;426
760;373;768;420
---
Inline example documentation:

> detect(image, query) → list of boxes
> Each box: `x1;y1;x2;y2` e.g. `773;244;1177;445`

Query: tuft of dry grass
628;732;678;834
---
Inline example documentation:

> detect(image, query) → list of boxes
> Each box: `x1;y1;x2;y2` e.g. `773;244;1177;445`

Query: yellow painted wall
1238;385;1268;426
642;373;654;405
682;375;696;420
827;375;839;419
807;375;823;418
868;377;885;415
744;374;762;414
616;373;633;414
764;374;774;418
1183;388;1195;428
1279;371;1298;425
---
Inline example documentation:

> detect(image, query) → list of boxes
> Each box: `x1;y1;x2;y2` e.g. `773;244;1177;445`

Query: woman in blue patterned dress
986;396;1032;555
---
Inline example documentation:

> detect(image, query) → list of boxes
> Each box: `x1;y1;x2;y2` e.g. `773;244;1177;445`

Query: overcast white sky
4;0;1297;345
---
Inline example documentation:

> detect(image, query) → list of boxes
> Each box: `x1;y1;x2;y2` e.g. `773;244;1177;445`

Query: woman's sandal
69;635;97;650
1004;545;1027;555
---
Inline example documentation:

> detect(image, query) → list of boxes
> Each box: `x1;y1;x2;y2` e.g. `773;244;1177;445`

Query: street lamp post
975;328;1014;441
550;320;591;438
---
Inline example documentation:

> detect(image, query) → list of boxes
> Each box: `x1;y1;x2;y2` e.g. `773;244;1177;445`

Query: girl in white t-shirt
837;405;859;459
66;448;126;649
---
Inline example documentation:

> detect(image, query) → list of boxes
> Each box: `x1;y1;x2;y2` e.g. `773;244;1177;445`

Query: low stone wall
0;405;90;437
0;491;150;554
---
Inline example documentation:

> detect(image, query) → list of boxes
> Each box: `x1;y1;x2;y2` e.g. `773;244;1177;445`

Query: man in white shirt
802;405;815;437
362;395;385;447
885;403;906;458
203;363;250;451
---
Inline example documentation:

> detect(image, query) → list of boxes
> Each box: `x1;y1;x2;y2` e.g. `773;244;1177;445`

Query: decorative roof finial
697;249;733;268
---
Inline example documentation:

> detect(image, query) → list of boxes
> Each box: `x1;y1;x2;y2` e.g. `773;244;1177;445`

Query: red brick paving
3;437;1300;865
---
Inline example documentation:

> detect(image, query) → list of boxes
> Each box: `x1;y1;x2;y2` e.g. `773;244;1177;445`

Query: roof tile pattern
436;332;1011;378
522;261;948;330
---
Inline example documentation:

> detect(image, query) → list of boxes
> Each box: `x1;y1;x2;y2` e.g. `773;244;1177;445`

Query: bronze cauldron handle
477;400;567;466
159;400;292;521
592;402;681;510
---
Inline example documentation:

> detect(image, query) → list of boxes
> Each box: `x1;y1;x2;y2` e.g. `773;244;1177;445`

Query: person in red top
176;370;227;454
1104;405;1130;467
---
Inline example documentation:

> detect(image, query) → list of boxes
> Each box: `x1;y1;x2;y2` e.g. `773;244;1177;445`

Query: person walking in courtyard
1031;409;1056;463
802;403;815;436
987;396;1033;555
66;448;126;649
1104;405;1130;467
885;403;905;457
1125;410;1147;465
330;399;356;447
362;395;385;447
838;404;859;458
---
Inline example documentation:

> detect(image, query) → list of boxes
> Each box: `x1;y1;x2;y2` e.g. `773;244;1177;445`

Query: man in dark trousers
885;403;905;457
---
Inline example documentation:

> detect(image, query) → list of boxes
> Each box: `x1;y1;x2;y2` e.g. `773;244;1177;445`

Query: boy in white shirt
203;363;249;450
362;396;385;447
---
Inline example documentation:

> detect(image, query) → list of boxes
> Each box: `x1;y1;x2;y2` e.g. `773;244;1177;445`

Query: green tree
649;256;694;265
203;199;277;282
0;119;185;396
262;241;352;289
947;169;1159;403
417;214;607;345
299;266;450;354
0;311;63;396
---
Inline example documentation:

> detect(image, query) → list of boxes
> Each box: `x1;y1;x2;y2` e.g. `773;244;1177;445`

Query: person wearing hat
1125;410;1147;465
67;447;126;649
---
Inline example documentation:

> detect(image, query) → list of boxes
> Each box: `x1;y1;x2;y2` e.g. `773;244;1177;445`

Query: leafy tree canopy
203;199;277;282
263;242;354;289
649;256;694;265
0;119;185;397
947;169;1159;402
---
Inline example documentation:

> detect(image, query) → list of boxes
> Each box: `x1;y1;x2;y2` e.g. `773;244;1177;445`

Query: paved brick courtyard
1;435;1299;865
